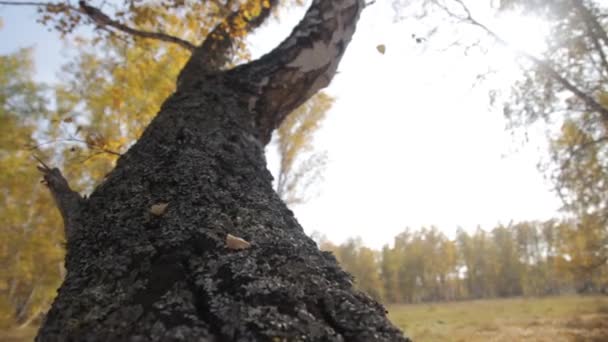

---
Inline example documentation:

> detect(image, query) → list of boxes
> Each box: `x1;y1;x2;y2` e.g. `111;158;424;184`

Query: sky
0;0;563;249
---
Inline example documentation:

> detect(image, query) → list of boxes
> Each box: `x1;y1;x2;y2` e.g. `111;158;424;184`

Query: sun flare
493;12;550;56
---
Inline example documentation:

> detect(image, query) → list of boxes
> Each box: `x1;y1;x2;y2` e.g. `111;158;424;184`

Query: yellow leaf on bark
226;234;251;250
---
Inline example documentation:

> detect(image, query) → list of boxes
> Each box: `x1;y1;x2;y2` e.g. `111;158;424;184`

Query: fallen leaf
226;234;251;250
150;202;169;216
376;44;386;54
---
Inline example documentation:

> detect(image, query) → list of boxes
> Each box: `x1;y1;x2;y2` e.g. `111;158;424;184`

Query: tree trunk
36;1;409;341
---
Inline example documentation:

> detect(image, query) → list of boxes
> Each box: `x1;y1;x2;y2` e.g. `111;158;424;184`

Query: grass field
1;295;607;341
0;326;37;342
388;295;608;342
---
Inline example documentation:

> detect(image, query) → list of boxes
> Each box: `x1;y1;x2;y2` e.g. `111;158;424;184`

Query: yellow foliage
598;91;608;110
49;0;307;191
0;49;64;328
275;92;333;205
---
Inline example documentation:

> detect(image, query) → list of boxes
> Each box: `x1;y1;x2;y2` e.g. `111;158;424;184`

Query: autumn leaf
225;234;251;250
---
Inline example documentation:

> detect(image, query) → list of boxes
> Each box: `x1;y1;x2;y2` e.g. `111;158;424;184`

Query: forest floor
1;295;606;341
388;295;608;342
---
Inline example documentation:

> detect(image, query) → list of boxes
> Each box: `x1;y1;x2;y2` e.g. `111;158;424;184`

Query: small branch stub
33;155;83;239
225;234;251;250
149;202;169;216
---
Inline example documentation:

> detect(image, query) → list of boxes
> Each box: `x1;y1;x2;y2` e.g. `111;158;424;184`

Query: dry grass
1;295;606;341
388;295;608;342
0;326;38;342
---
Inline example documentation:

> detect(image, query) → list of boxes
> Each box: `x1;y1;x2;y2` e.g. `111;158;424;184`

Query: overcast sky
0;0;563;249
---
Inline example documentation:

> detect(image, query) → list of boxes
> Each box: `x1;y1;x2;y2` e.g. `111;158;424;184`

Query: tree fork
35;0;409;341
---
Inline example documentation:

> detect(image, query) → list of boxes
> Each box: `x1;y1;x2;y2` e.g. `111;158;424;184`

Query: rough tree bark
35;0;409;340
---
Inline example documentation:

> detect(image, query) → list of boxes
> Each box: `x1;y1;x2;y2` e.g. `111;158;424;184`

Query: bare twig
28;137;122;156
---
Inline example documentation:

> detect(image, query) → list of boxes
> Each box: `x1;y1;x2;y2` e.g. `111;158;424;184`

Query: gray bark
36;1;409;341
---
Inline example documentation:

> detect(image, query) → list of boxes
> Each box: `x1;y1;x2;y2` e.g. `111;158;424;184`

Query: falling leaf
63;117;74;123
376;44;386;55
150;202;169;216
84;130;107;148
226;234;251;250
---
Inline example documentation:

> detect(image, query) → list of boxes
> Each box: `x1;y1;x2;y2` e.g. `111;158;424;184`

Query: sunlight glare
493;12;549;56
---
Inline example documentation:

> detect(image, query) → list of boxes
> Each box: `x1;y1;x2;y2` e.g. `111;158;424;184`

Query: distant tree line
373;0;608;305
318;218;607;304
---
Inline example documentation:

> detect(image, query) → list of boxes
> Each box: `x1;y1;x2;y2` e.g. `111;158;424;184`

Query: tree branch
33;155;83;240
177;0;280;90
28;137;122;157
77;1;195;51
572;0;608;76
226;0;367;145
572;0;608;47
0;1;47;5
560;134;608;172
445;0;608;124
587;29;608;76
0;1;195;50
531;56;608;122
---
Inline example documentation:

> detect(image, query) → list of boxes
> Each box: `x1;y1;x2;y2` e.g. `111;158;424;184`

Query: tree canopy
0;48;64;329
